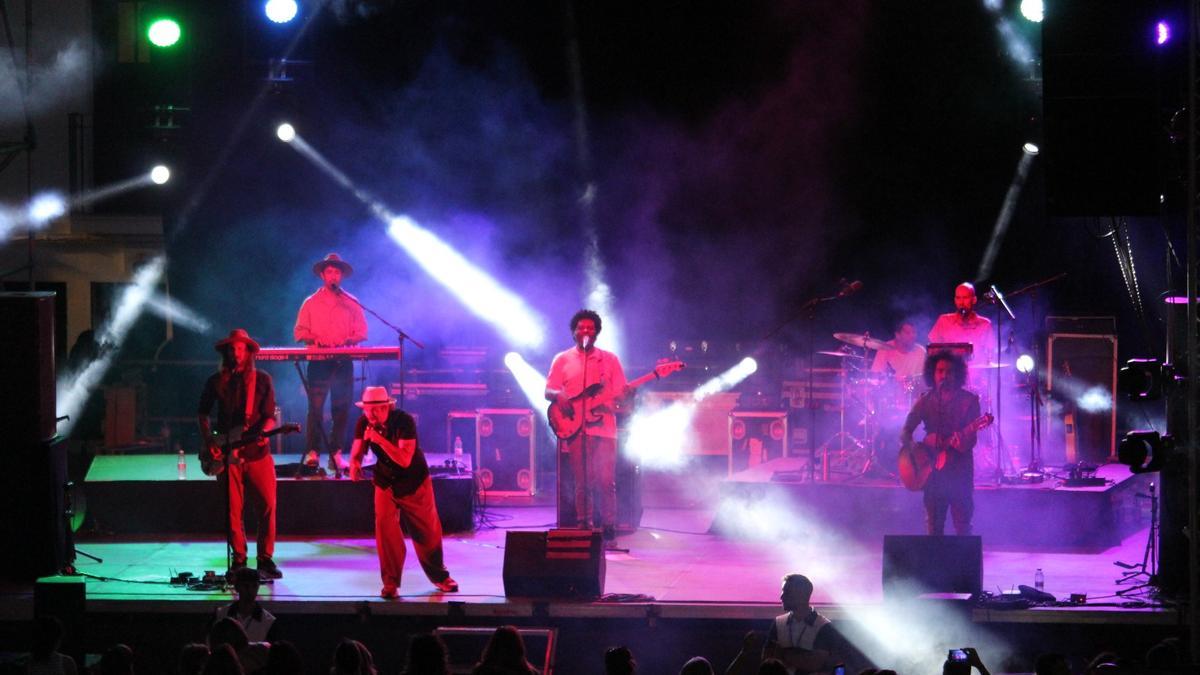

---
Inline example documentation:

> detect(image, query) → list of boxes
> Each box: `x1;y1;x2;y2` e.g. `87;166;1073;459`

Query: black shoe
225;561;248;581
256;557;283;580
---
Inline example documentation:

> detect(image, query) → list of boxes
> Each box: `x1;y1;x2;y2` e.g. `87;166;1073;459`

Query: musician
348;386;458;598
870;320;926;380
197;329;281;580
294;253;368;475
544;309;629;540
927;282;996;385
900;352;980;535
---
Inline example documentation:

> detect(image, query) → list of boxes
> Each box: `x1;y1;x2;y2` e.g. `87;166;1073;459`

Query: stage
5;499;1182;674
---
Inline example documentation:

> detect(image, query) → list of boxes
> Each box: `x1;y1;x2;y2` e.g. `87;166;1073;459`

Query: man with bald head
928;282;996;387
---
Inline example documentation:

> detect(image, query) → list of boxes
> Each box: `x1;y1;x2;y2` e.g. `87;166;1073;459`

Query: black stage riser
85;475;475;536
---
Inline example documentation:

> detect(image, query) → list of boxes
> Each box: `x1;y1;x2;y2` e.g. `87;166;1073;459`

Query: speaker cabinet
0;292;57;443
728;411;788;475
476;408;536;496
502;529;605;599
882;535;982;600
1;437;69;581
1046;332;1117;464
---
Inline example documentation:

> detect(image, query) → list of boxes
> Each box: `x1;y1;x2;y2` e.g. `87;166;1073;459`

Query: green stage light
147;18;182;48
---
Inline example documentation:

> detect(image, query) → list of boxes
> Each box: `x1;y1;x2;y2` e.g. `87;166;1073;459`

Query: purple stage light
1156;21;1171;46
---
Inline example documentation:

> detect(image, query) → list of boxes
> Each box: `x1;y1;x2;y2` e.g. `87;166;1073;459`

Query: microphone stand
987;285;1016;484
763;285;856;483
333;287;424;400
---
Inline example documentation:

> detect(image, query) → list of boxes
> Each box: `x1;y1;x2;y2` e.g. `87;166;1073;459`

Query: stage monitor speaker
882;535;982;600
0;292;57;443
502;529;605;599
1;437;69;582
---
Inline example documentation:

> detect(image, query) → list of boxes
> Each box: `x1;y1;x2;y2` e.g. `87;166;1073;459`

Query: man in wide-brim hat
349;385;458;597
294;253;368;476
198;329;282;580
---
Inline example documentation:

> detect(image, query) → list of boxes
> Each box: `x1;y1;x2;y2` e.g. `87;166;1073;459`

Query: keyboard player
294;253;368;475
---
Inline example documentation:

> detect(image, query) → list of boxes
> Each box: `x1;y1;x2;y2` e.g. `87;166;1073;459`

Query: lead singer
349;385;458;598
544;309;629;540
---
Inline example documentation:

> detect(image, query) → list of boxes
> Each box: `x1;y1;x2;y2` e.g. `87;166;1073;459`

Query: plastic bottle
1034;568;1044;592
453;436;464;472
177;446;187;480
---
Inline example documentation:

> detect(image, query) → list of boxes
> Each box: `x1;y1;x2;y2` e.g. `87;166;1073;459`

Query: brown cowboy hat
312;253;353;277
355;385;395;408
214;328;260;353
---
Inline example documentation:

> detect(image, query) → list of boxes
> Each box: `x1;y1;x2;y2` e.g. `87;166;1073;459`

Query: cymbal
817;350;864;358
969;362;1011;369
833;332;893;351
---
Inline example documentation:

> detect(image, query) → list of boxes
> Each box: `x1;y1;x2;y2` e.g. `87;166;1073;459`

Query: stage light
1019;0;1043;23
147;18;182;48
264;0;298;24
149;165;171;185
1117;430;1173;473
1156;21;1171;46
1118;358;1168;400
1015;354;1035;374
276;122;296;143
27;192;67;225
1022;142;1039;156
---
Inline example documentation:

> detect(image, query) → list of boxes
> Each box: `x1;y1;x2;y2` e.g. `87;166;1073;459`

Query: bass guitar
548;359;685;440
897;413;993;491
201;423;302;476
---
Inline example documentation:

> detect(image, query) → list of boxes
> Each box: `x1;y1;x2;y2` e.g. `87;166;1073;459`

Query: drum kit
815;332;1008;481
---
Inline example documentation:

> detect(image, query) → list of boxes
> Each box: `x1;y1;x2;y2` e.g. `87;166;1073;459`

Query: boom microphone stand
987;284;1016;484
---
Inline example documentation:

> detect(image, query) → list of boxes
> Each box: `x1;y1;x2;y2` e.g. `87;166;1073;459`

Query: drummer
870;320;926;381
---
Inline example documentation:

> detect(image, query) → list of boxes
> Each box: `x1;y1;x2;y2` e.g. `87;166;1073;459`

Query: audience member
208;618;268;674
680;657;715;675
96;644;134;675
943;648;990;675
27;616;77;675
177;643;209;675
330;639;376;675
604;646;636;675
402;634;450;675
214;567;278;643
763;574;847;674
262;641;304;675
201;644;243;675
471;626;538;675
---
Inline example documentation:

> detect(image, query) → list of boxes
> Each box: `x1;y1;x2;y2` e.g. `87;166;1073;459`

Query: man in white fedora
349;385;458;598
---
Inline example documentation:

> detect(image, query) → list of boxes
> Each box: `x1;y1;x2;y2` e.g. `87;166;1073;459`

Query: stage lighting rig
276;123;296;143
1117;430;1175;474
149;165;172;185
1117;358;1180;401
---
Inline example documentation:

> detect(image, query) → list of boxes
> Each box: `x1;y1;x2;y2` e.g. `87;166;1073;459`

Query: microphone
330;283;342;295
581;335;591;349
837;279;863;298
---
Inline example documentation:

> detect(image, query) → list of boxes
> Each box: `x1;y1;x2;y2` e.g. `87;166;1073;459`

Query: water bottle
1034;568;1044;592
177;446;187;480
453;436;464;473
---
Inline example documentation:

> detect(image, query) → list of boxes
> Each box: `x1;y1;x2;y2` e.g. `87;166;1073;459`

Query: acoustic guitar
201;423;301;476
897;413;993;491
548;359;685;440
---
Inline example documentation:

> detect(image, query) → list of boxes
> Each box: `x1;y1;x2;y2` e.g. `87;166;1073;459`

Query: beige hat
355;385;395;408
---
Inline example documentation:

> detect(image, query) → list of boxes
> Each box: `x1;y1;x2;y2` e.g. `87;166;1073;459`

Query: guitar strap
244;369;257;431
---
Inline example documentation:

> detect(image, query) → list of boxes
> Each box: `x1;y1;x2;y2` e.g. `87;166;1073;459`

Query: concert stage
4;504;1180;674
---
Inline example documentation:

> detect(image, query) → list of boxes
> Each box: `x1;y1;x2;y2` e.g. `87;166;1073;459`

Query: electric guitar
548;359;685;440
201;423;301;476
897;413;993;491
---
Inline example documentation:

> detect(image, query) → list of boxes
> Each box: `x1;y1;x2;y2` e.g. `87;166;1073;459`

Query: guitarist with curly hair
899;352;985;536
545;309;629;540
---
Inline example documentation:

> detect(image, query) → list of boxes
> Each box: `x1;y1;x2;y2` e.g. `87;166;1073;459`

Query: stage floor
24;506;1174;624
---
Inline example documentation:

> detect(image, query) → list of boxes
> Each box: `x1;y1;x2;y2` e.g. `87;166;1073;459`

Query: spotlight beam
977;146;1038;281
57;256;167;437
281;132;548;349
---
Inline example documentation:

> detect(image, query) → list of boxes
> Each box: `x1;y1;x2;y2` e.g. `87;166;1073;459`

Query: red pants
220;454;276;563
374;478;450;588
561;434;616;529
